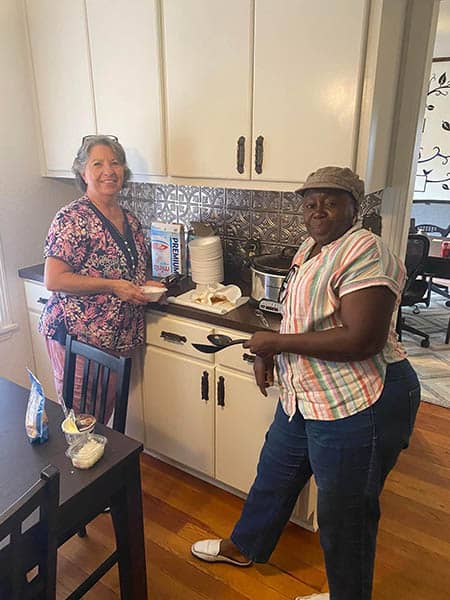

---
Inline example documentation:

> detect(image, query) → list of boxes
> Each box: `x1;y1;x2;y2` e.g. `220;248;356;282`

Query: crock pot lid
252;253;291;275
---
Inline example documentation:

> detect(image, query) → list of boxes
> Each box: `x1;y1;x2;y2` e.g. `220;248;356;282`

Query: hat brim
295;183;360;206
295;182;354;196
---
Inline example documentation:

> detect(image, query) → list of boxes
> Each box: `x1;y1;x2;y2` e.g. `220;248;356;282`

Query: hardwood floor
57;401;450;599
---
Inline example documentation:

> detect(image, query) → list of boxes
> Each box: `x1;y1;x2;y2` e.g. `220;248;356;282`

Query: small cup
75;413;96;432
140;285;167;302
66;434;107;469
61;414;96;445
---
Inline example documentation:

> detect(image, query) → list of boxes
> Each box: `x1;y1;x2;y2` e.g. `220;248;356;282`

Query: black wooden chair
415;223;450;237
0;465;59;600
397;234;431;347
62;334;132;434
62;335;132;599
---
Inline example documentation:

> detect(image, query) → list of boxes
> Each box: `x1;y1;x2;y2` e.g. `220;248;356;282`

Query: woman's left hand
243;331;281;358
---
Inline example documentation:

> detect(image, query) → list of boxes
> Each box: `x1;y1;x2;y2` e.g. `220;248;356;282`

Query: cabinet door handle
201;371;209;402
255;135;264;174
37;297;48;305
242;353;255;364
236;136;245;174
217;375;225;407
160;330;187;344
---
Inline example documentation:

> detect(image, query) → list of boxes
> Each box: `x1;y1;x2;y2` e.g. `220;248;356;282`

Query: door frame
381;0;440;257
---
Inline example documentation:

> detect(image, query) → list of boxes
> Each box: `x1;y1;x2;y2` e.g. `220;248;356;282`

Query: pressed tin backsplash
119;182;382;272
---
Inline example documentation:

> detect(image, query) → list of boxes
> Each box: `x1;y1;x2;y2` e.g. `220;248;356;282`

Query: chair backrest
403;234;430;296
0;465;59;600
62;335;132;433
415;223;449;237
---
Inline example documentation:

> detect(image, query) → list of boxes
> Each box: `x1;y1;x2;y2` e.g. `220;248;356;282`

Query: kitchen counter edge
18;264;280;334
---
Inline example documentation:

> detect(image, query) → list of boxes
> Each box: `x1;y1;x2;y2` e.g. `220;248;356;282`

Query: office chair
0;465;59;600
397;234;431;348
62;335;132;599
415;223;450;237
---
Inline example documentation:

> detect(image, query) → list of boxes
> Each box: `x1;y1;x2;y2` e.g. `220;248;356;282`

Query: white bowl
191;261;223;273
191;271;224;285
188;237;223;260
141;285;167;302
189;236;222;249
190;254;223;264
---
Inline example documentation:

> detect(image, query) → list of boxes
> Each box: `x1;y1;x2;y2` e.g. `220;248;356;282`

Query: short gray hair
72;135;132;192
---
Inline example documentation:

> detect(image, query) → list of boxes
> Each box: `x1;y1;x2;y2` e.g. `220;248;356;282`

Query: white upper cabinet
86;0;165;177
162;0;253;179
252;0;366;182
25;0;96;175
162;0;369;183
26;0;406;190
26;0;165;178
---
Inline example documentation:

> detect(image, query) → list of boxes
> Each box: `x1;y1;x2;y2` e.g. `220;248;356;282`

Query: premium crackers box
150;222;186;278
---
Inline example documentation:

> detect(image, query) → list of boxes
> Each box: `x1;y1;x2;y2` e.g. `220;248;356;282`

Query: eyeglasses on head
81;134;119;144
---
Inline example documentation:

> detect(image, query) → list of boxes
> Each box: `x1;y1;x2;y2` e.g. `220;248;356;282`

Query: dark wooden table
0;377;148;599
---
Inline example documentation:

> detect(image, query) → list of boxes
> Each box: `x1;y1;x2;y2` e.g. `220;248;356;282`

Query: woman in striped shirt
192;166;420;600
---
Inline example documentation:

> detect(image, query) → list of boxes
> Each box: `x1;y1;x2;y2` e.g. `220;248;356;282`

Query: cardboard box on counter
150;222;186;278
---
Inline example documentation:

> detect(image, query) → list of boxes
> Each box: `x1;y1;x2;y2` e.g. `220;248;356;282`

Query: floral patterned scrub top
39;196;149;354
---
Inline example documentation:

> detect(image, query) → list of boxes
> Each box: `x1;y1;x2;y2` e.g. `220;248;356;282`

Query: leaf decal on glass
427;104;435;110
442;121;450;131
442;184;449;190
439;72;447;85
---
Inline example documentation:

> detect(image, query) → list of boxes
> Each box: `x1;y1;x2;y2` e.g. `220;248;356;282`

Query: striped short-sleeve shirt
276;224;407;421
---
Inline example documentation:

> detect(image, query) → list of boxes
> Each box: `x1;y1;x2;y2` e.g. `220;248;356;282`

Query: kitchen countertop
18;264;281;334
18;263;45;283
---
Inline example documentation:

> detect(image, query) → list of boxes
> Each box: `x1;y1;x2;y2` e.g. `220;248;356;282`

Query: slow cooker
250;249;293;308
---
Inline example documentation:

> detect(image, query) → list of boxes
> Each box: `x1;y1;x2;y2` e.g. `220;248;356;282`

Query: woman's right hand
254;355;274;396
110;279;148;304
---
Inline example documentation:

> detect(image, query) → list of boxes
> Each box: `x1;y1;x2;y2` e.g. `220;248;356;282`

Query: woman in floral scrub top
39;135;164;419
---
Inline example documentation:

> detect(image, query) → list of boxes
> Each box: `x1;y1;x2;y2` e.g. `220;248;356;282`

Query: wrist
272;333;283;354
107;279;118;295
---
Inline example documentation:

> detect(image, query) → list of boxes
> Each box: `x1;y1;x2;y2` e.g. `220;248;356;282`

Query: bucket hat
295;166;365;206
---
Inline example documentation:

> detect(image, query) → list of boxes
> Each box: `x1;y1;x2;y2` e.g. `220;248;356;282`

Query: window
0;237;17;338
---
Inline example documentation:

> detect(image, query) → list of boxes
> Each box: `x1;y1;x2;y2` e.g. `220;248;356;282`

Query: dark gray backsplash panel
119;183;382;267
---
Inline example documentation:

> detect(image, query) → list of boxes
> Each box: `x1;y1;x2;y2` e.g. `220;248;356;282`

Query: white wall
411;0;450;223
433;0;450;57
0;0;76;386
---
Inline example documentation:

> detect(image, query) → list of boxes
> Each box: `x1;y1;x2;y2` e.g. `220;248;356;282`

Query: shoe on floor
294;594;329;600
191;539;253;567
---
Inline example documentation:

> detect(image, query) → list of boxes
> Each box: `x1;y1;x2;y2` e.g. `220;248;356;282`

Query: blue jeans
231;359;420;600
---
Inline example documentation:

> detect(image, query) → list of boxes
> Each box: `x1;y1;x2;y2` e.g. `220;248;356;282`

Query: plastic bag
25;369;48;444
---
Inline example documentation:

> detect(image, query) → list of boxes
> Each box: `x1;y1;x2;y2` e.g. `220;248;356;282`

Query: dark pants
231;359;420;600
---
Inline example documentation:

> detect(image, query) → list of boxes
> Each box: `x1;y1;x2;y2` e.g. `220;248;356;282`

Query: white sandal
294;594;329;600
191;539;253;567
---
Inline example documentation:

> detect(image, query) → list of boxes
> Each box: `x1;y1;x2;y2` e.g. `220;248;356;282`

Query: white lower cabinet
144;312;318;531
144;345;215;476
215;365;278;492
23;281;57;401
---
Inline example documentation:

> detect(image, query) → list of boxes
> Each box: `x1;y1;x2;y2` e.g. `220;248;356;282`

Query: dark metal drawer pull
201;371;209;402
160;331;187;344
255;135;264;174
37;297;48;305
236;136;245;173
217;375;225;407
242;353;255;364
